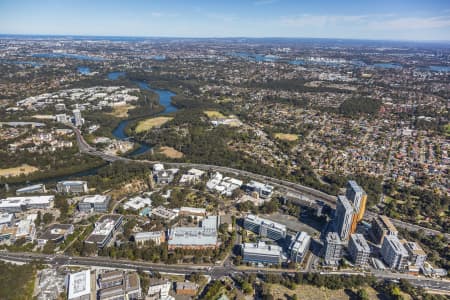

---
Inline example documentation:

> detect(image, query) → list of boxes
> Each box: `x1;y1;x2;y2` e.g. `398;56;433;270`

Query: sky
1;0;450;41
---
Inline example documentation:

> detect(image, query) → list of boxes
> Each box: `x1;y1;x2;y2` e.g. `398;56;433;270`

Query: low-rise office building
152;206;178;221
154;169;178;184
243;180;274;199
370;215;398;245
0;225;17;243
0;213;14;227
67;270;92;300
168;216;219;250
403;241;427;268
179;168;205;185
123;196;152;211
134;231;165;246
38;224;74;246
15;219;36;241
0;195;54;212
147;280;173;300
175;281;198;297
97;271;141;300
206;172;243;197
78;195;110;213
179;206;207;217
16;184;46;195
323;232;343;265
85;215;123;248
243;214;286;241
381;235;409;271
421;263;448;278
57;181;88;194
153;163;165;173
348;233;371;266
242;241;283;265
288;231;311;263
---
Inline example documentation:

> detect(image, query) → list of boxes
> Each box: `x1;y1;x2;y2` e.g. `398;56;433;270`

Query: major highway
1;251;449;293
72;125;450;239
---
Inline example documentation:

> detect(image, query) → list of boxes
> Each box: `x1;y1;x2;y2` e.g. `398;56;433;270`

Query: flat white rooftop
82;194;108;204
135;231;163;240
350;233;370;252
0;195;54;208
67;270;91;299
58;180;86;185
246;214;286;231
289;231;311;253
242;241;282;255
0;213;14;224
180;207;206;214
16;184;45;193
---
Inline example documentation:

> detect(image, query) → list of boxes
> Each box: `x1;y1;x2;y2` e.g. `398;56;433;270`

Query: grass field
267;284;383;300
158;146;184;158
0;164;39;177
204;110;226;119
135;116;173;133
274;133;299;141
445;123;450;137
107;104;136;118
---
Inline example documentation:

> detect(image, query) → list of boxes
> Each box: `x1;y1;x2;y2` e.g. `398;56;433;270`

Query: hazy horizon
1;0;450;41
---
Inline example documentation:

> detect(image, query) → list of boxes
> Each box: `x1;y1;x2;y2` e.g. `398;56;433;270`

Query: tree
81;243;97;256
242;281;253;295
357;288;369;300
35;211;42;226
42;241;56;254
42;213;53;225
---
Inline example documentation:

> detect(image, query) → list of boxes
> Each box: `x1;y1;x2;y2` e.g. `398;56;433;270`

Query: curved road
72;125;449;239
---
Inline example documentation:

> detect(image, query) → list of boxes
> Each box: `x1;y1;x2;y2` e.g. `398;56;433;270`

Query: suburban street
72;125;450;239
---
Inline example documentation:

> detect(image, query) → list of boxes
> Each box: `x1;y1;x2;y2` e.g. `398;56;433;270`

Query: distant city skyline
1;0;450;41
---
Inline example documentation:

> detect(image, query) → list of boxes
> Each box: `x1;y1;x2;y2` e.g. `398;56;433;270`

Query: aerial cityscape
0;1;449;300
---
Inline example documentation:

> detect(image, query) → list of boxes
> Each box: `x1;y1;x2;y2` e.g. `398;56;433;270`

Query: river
13;72;178;185
109;72;178;156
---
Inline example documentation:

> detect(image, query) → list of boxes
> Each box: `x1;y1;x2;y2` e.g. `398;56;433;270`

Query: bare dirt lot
0;164;39;177
158;146;184;158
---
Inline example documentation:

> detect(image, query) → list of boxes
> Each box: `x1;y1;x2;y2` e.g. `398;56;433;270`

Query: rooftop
16;184;45;193
404;241;426;256
379;215;398;233
246;214;286;231
247;180;274;191
0;213;14;224
180;207;206;214
385;235;409;256
168;215;218;246
289;231;311;253
350;233;370;252
82;194;109;204
58;180;86;186
337;195;354;212
176;281;198;291
326;231;342;244
347;180;364;193
39;224;73;241
242;241;282;255
0;195;54;209
67;270;90;299
134;231;164;240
